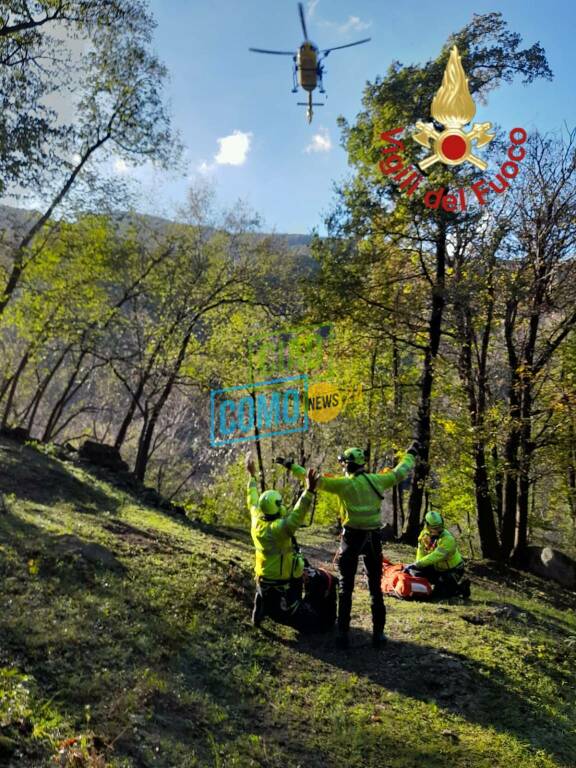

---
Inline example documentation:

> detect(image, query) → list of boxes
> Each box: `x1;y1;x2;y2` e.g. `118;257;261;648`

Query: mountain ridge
0;203;314;247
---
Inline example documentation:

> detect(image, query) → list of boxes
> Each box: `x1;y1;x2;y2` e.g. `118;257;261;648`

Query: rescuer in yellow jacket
405;510;470;598
276;442;419;649
246;454;325;632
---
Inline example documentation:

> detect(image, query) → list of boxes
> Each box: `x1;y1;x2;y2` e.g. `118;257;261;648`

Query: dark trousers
336;527;385;636
253;577;325;633
411;563;466;598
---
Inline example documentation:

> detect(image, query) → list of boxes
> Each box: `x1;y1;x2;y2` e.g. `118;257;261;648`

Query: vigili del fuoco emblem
378;44;528;211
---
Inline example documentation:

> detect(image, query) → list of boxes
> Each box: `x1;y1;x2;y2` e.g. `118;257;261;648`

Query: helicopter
249;3;370;123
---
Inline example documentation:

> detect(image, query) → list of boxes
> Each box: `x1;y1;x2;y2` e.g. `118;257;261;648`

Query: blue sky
39;1;576;233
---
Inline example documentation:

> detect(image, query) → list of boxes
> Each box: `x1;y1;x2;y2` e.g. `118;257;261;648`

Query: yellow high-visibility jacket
247;478;312;580
289;453;415;529
416;527;463;571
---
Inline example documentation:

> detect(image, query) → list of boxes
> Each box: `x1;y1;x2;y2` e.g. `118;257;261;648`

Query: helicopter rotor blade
321;38;371;55
298;2;309;40
249;47;296;56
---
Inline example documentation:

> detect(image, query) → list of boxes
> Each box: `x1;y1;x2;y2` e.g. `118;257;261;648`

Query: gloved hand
403;563;417;573
406;440;421;457
305;468;319;493
274;456;293;470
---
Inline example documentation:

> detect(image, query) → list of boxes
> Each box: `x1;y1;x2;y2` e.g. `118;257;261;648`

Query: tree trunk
42;350;88;442
492;446;504;534
513;380;534;560
501;295;522;559
454;290;501;559
403;222;446;544
114;372;150;451
501;427;520;558
1;352;30;429
114;317;182;451
0;131;113;319
134;328;195;482
0;374;14;406
567;421;576;522
514;469;531;560
25;346;71;436
474;443;501;558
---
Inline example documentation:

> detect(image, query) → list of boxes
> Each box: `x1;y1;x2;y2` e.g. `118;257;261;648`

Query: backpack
303;565;337;631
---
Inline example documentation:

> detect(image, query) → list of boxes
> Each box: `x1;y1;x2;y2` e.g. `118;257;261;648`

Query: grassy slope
0;436;575;768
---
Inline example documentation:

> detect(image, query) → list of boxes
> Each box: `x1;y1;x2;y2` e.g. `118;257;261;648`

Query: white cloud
196;130;253;176
319;15;372;35
305;127;332;154
338;15;371;34
307;0;320;19
214;130;253;166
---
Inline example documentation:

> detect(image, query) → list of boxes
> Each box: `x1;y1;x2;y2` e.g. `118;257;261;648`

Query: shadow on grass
471;599;576;640
0;509;123;571
187;520;253;549
3;509;571;768
276;624;575;767
0;439;120;515
0;512;268;765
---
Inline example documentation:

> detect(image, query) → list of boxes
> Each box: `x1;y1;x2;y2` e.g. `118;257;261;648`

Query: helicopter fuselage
248;3;370;124
297;42;318;91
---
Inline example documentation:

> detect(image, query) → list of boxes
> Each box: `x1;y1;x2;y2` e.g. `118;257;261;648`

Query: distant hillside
0;435;575;767
0;203;39;228
0;203;313;251
0;204;316;284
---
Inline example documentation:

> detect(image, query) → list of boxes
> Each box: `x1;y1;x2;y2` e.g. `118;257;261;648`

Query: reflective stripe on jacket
247;478;312;580
416;527;463;571
289;453;415;529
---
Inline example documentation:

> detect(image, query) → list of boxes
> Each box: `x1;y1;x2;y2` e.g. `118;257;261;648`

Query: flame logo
412;45;494;171
431;46;476;128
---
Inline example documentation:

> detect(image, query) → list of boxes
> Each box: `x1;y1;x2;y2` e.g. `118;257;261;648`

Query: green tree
0;0;179;320
322;12;551;544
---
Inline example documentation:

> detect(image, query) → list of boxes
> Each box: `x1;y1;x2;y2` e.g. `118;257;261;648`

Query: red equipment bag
381;560;433;600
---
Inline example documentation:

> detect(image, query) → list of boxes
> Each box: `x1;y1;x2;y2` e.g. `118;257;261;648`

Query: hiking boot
459;579;471;599
372;631;388;649
335;633;350;650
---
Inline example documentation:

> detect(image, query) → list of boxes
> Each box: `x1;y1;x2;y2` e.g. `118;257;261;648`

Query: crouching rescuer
404;511;471;599
276;442;419;649
245;454;335;633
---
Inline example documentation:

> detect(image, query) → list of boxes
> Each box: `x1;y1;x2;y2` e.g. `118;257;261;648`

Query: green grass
0;436;575;767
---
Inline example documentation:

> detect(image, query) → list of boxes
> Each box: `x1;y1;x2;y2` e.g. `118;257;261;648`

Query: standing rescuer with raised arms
276;442;419;649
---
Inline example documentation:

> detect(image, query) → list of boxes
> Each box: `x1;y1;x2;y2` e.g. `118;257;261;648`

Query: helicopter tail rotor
298;2;309;41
